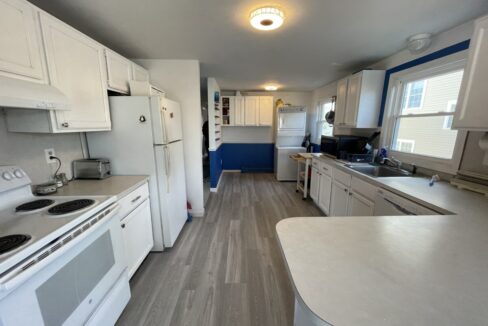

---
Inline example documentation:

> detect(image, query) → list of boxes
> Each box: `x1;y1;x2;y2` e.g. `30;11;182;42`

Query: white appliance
0;166;129;326
373;189;440;216
276;106;307;136
0;75;69;110
275;106;307;181
87;96;188;250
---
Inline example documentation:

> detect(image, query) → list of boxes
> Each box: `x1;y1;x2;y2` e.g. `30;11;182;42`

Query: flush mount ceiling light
407;33;432;54
250;7;285;31
264;85;278;91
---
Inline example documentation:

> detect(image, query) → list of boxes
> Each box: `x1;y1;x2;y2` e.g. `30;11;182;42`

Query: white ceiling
30;0;488;91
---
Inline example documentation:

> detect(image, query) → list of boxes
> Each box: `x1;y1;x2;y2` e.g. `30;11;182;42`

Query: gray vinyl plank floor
117;172;323;326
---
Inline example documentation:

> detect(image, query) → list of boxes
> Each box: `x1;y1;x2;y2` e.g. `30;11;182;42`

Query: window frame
315;98;334;142
381;52;468;174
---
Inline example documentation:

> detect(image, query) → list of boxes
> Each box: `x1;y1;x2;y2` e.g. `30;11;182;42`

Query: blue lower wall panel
209;145;223;188
222;143;274;173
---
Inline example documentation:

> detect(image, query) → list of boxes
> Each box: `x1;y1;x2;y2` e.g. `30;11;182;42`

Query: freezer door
151;97;183;144
154;141;188;247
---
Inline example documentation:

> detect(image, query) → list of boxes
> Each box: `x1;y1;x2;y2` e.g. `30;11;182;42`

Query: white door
310;168;320;203
41;13;111;131
330;181;349;216
132;63;149;82
235;96;244;125
344;73;361;127
245;96;259;125
347;191;374;216
121;199;153;278
258;96;273;126
0;0;46;81
105;49;131;94
156;97;183;144
318;173;332;215
334;78;348;126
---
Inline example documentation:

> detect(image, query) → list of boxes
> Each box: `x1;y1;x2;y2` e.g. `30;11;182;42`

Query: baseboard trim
189;208;205;217
223;170;241;173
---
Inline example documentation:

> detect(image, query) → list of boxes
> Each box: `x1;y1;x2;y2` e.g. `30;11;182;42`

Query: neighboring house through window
402;80;426;110
316;98;334;142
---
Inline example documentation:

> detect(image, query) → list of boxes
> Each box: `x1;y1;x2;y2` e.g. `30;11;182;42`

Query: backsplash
0;110;84;185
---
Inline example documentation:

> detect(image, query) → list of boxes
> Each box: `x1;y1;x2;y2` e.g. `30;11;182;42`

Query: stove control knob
13;169;24;178
2;172;13;181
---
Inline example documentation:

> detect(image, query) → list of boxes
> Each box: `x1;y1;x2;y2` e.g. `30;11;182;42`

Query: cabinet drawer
118;183;149;219
313;159;333;177
351;177;378;201
333;167;352;187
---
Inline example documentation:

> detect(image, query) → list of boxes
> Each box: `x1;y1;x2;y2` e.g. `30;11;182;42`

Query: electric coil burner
0;234;31;255
15;199;55;212
48;199;95;215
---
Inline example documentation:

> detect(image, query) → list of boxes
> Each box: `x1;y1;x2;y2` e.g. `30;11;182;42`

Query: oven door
0;204;127;326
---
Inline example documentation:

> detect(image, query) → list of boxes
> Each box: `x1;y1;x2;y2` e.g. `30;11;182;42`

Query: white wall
221;91;313;143
0;111;84;184
134;59;205;216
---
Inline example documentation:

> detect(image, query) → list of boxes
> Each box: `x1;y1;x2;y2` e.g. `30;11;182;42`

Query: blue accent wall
222;143;274;172
209;145;223;188
377;39;470;126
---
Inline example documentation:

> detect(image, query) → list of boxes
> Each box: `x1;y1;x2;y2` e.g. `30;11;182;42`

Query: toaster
73;159;111;179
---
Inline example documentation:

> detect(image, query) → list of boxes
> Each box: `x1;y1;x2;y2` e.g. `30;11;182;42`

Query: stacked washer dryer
274;106;307;181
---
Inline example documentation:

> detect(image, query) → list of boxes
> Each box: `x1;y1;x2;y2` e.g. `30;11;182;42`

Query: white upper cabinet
0;0;46;81
334;70;385;128
132;63;149;82
244;96;259;126
258;96;273;126
40;13;111;131
452;15;488;131
234;96;245;126
105;49;132;94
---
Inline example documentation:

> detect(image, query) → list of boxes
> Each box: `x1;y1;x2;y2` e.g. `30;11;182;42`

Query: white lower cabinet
330;181;349;216
347;191;375;216
119;185;154;279
310;167;320;202
318;173;332;215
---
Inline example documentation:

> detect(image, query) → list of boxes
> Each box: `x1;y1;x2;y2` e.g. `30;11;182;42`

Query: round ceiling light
264;85;278;91
250;7;285;31
407;33;432;54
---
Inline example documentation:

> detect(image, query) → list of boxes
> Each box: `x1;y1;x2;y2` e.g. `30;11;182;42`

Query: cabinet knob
61;122;69;128
344;188;348;192
121;223;126;228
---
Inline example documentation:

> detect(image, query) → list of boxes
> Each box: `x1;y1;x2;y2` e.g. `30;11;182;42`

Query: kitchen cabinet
105;49;132;94
334;70;385;128
234;96;245;125
221;96;235;125
318;173;332;215
347;191;375;216
258;96;273;126
310;167;320;202
330;180;349;216
244;96;259;125
132;63;149;82
452;15;488;131
0;0;46;82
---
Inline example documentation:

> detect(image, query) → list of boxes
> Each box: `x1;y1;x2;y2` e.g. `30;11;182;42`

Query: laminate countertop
52;175;149;200
277;154;488;325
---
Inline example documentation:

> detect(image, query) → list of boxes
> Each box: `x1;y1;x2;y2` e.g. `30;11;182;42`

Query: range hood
0;75;70;110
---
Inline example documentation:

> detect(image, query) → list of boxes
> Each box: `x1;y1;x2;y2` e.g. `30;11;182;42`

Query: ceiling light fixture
250;7;285;31
407;33;432;54
264;85;278;91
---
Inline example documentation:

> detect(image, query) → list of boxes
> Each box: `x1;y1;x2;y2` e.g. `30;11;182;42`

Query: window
316;98;334;141
383;58;467;173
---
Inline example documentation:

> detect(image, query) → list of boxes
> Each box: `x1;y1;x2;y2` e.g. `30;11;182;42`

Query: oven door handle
0;203;120;294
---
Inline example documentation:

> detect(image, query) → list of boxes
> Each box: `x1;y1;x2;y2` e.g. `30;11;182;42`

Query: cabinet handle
131;195;141;204
344;188;348;192
121;223;126;228
61;122;69;128
322;167;328;171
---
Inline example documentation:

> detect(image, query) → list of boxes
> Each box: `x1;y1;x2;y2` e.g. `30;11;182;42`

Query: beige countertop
53;175;149;200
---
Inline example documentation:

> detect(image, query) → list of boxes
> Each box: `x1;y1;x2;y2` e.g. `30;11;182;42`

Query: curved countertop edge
51;175;149;200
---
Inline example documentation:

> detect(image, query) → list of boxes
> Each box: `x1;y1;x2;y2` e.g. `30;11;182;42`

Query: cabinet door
228;96;236;125
330;181;349;216
105;49;131;93
318;173;332;215
334;78;348;126
235;96;244;125
41;13;111;131
132;63;149;82
258;96;273;126
244;96;259;126
310;168;320;203
452;16;488;131
344;73;361;127
347;191;374;216
0;0;46;81
121;199;154;278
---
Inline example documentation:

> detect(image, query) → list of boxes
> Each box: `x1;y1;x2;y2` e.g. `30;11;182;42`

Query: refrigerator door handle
161;106;169;144
164;145;171;193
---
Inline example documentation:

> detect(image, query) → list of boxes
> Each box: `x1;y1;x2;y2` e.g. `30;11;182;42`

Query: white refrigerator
87;96;188;250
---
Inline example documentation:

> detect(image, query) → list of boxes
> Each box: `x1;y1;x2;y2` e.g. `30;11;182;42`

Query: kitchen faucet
383;157;402;169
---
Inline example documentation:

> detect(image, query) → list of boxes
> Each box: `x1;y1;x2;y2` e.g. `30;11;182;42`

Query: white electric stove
0;166;130;326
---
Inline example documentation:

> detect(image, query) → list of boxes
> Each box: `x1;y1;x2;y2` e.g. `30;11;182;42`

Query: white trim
189;208;205;217
380;51;468;174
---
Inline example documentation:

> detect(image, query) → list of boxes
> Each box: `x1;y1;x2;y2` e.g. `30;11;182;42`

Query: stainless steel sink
345;164;412;177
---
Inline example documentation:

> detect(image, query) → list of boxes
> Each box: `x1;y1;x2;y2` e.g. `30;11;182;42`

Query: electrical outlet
45;148;56;164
